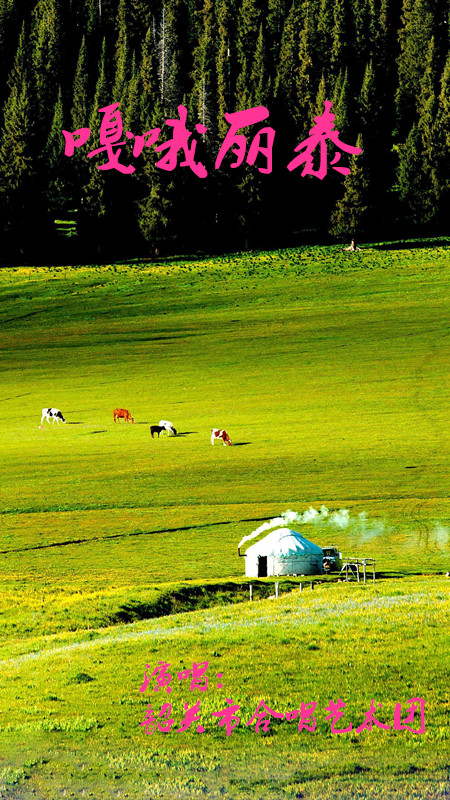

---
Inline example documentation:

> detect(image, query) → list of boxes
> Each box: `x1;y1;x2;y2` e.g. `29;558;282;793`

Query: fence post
275;581;279;599
363;563;366;584
310;581;314;590
299;582;303;593
249;584;253;601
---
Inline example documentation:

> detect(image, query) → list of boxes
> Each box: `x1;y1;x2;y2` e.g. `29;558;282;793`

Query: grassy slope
0;242;449;797
0;577;449;799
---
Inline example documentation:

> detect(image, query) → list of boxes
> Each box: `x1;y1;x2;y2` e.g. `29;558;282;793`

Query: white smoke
329;509;350;529
433;524;449;549
238;506;384;549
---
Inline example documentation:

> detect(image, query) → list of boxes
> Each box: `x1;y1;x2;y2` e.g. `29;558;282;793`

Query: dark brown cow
113;408;134;423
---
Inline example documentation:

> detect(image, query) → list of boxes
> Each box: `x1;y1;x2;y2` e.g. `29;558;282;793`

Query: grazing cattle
211;428;232;446
41;407;66;425
113;408;134;423
150;425;166;438
159;420;177;436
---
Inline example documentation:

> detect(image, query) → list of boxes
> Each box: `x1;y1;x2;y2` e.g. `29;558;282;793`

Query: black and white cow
159;420;177;436
41;407;66;425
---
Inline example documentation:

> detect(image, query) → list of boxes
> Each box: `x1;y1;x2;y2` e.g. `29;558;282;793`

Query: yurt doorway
257;556;267;577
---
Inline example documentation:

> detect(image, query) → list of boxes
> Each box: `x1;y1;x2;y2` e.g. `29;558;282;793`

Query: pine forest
0;0;449;259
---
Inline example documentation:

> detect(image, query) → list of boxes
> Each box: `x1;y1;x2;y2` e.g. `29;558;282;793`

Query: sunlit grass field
0;241;449;798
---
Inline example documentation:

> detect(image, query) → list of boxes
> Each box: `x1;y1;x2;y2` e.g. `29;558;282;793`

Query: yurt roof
245;528;323;558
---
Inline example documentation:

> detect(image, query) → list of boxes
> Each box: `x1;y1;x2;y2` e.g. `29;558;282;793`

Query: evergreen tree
274;3;301;120
158;0;188;115
397;36;439;223
44;86;69;215
139;23;159;127
396;124;428;223
216;0;231;138
250;24;269;107
417;36;438;200
190;0;217;137
0;0;15;112
314;73;327;117
434;52;450;218
333;67;350;135
88;37;109;135
395;0;436;137
71;35;88;130
330;0;347;76
329;134;370;238
113;0;130;103
0;24;49;250
77;37;109;251
85;0;100;41
358;60;377;132
123;51;141;132
31;0;63;137
295;3;318;136
266;0;287;60
352;0;374;70
316;0;334;73
236;0;261;67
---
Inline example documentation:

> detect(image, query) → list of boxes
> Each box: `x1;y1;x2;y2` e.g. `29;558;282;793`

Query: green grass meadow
0;242;449;798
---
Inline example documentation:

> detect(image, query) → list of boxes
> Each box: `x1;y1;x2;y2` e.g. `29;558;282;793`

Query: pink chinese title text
62;101;362;179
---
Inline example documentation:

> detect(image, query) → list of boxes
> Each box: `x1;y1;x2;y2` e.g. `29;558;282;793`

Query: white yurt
243;528;323;577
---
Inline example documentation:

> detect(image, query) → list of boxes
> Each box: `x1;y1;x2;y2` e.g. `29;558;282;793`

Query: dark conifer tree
434;52;450;220
274;2;301;122
44;86;69;216
190;0;217;136
329;134;370;238
397;36;440;224
113;0;131;103
216;0;232;138
395;0;436;138
71;35;89;131
330;0;348;76
77;37;109;252
31;0;63;138
236;0;261;68
295;2;319;137
0;23;50;252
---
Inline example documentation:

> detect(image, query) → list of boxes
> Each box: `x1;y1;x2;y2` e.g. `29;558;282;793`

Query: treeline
0;0;448;259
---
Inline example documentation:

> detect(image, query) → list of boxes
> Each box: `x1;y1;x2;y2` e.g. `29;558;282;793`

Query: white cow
41;407;66;425
159;420;177;436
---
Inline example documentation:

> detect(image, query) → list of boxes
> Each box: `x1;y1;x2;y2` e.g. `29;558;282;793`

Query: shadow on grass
0;392;32;403
85;430;107;435
0;515;274;554
177;431;197;436
371;237;450;251
232;441;251;446
111;580;279;624
67;421;83;425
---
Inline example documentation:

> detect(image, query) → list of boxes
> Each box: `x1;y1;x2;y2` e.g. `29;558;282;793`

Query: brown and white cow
211;428;232;446
113;408;134;423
